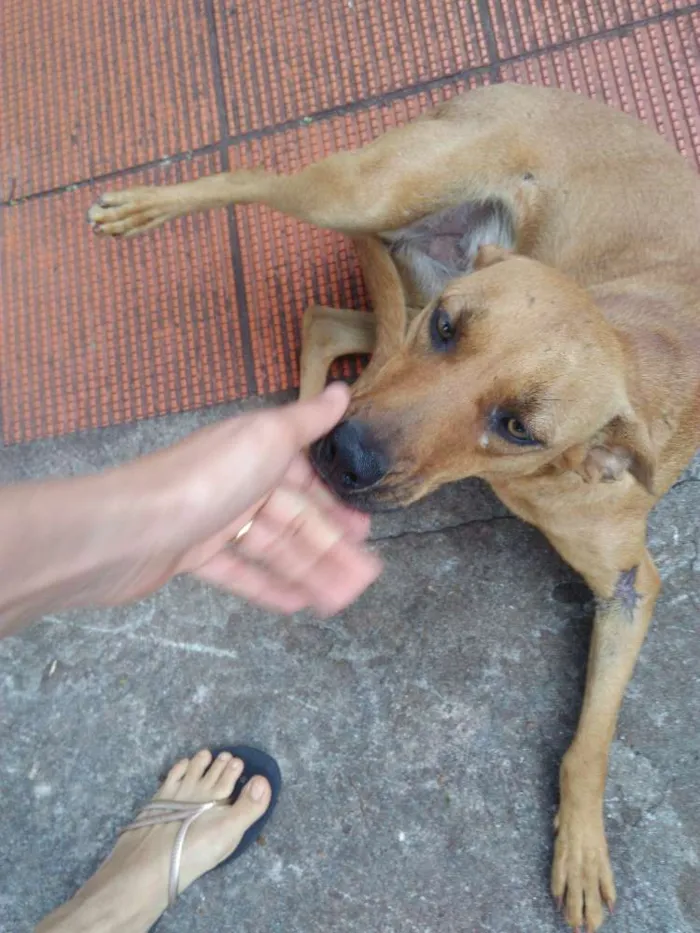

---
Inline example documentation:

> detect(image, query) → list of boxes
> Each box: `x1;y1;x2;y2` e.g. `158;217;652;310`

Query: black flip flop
125;746;282;925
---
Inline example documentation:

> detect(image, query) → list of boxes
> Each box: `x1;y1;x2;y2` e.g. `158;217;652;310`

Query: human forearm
0;471;160;637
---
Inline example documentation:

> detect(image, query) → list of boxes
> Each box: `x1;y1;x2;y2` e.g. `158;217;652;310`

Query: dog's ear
559;414;656;494
474;244;514;269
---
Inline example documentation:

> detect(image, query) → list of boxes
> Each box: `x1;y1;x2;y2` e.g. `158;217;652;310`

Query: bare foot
551;802;616;931
37;749;272;933
87;187;179;237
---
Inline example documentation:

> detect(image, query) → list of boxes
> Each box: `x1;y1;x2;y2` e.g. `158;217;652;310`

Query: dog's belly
381;198;515;307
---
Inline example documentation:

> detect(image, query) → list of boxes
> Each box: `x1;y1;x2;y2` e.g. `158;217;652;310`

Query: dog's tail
352;235;408;367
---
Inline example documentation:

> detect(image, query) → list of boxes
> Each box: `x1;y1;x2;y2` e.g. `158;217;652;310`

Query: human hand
141;382;382;615
0;384;381;633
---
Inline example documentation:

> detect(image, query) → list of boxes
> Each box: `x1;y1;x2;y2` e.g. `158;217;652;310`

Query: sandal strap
120;798;226;907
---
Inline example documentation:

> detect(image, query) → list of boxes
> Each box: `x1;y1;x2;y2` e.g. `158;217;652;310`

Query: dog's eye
430;306;457;351
493;412;540;446
505;417;529;440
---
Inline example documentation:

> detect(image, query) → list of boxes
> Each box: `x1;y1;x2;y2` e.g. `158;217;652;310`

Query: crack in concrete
671;475;700;491
42;615;240;660
347;773;372;833
370;513;516;544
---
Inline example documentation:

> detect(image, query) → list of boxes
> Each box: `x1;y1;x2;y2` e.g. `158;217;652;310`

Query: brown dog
88;83;700;931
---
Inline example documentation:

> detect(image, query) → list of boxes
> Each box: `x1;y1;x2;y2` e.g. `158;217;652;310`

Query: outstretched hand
0;384;382;635
157;383;382;615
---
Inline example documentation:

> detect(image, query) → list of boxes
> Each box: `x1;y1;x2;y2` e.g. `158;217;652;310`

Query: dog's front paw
552;805;615;931
87;187;175;238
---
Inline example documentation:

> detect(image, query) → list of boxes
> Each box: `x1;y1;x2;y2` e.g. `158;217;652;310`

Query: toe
564;872;584;929
203;752;239;793
87;194;127;222
180;749;213;795
88;203;134;225
214;756;244;798
204;751;232;782
93;212;157;236
551;842;567;901
599;862;616;911
158;757;190;797
583;868;604;931
98;191;131;208
225;776;271;832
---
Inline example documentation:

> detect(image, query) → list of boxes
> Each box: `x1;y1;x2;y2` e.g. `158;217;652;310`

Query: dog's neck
594;282;700;473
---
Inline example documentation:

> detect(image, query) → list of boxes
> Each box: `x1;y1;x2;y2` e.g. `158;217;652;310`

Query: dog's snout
313;420;389;492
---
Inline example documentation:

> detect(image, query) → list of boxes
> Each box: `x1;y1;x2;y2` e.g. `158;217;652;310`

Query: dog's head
311;248;655;510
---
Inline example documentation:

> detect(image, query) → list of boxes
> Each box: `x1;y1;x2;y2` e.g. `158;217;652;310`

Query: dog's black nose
312;420;390;492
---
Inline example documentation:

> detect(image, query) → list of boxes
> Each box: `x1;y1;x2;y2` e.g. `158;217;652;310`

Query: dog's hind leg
87;90;538;239
545;525;660;931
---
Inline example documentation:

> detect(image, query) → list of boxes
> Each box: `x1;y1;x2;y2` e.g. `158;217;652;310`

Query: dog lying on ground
88;82;700;930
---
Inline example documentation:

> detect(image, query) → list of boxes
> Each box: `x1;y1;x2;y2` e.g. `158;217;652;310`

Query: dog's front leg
299;306;376;399
298;236;410;399
551;548;660;931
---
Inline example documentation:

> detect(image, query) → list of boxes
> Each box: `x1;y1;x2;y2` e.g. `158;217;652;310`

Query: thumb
282;382;351;447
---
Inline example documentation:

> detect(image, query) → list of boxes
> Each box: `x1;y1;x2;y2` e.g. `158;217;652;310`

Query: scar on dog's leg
608;566;641;616
551;547;660;931
299;306;376;400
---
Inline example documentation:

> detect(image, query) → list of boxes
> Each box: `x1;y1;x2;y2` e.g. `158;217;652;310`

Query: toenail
248;777;267;801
